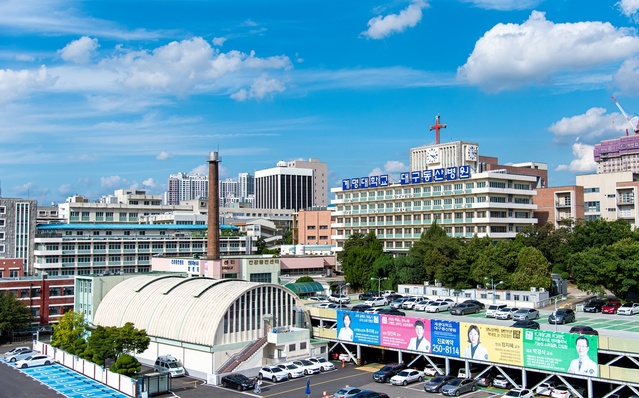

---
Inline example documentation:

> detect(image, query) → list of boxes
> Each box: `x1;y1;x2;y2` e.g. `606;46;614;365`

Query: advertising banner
336;310;380;345
380;315;432;353
523;330;598;377
430;319;461;357
459;322;523;366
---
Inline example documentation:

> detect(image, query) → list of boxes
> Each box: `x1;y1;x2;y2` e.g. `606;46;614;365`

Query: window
0;206;5;214
584;187;600;193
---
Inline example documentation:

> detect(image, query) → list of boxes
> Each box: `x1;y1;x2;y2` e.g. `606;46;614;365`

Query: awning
284;281;325;295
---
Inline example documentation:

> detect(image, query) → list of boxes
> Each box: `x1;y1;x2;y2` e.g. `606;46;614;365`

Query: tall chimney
207;151;221;260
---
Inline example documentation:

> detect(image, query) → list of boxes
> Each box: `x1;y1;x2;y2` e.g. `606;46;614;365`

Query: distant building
220;178;238;207
166;172;208;205
287;158;329;207
294;207;335;246
534;186;585;228
237;172;255;201
594;135;639;174
255;161;314;210
576;171;639;227
0;198;37;274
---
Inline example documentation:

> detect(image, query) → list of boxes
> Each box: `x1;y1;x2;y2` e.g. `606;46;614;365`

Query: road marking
260;373;360;397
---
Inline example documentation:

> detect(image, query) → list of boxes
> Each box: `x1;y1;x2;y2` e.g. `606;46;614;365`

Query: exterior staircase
217;335;268;374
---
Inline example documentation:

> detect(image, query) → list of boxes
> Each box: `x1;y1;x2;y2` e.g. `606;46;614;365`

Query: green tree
0;293;32;342
338;232;383;290
392;255;427;285
51;311;88;354
370;254;394;290
295;276;314;283
510;246;552;291
109;353;141;375
410;222;463;282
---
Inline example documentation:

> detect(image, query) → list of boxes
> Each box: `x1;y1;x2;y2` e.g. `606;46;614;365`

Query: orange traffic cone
342;359;345;368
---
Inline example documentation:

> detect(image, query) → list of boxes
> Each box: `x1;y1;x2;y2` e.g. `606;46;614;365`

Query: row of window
42;266;151;277
337;210;531;223
338;195;530;210
306;225;329;230
338;180;531;199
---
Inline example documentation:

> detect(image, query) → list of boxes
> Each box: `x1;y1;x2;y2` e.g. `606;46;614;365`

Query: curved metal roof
283;281;324;294
93;275;263;346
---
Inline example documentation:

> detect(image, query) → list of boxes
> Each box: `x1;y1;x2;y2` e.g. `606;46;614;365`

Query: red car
602;302;622;314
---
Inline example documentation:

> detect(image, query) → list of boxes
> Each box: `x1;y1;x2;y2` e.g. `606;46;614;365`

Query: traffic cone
342;359;345;368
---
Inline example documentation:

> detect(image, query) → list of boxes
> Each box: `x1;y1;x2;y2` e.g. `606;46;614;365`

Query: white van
154;355;186;378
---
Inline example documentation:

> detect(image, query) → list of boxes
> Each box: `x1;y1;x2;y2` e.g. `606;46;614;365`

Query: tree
84;322;150;366
392;255;427;285
338;232;383;291
295;276;314;283
0;293;32;342
51;311;88;355
510;246;552;291
109;353;141;375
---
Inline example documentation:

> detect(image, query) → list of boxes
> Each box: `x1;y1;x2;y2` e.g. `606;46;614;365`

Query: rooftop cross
429;114;447;144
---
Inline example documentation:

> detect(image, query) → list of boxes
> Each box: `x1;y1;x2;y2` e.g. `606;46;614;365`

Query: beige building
287;158;329;207
576;171;639;227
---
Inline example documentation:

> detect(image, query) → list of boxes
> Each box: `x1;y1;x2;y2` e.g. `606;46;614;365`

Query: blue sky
3;0;639;204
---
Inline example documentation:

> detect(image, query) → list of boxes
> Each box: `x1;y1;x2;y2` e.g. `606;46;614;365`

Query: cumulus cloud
617;0;639;21
0;65;55;103
212;37;227;46
361;0;428;39
556;141;597;172
100;175;127;188
58;36;99;64
368;160;409;183
156;151;174;160
612;58;639;95
457;11;639;91
548;107;625;144
231;74;285;101
142;178;156;187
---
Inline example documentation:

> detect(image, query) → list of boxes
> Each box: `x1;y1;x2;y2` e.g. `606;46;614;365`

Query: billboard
431;319;461;357
380;315;432;353
336;310;380;345
459;323;523;366
523;330;598;376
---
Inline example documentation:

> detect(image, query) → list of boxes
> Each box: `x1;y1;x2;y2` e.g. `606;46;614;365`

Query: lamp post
553;296;567;332
339;283;350;308
484;277;504;304
371;277;387;296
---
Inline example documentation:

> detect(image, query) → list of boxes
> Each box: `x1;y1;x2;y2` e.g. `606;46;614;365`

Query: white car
308;297;329;303
617;302;639;315
364;307;385;314
424;364;444;377
536;381;561;396
402;297;419;309
426;301;450;313
364;297;388;307
15;354;54;369
5;349;39;363
495;307;520;320
551;385;585;398
486;304;507;318
292;359;322;375
502;389;534;398
413;299;431;311
258;366;289;382
308;356;336;372
277;362;305;379
390;369;424;386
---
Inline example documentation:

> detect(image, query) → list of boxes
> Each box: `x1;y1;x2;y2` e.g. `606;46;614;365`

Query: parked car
423;374;456;393
582;299;605;313
390;297;410;309
258;366;289;382
15;354;54;369
334;386;364;398
569;325;598;336
423;363;444;377
450;303;480;315
441;378;478;396
511;320;540;329
617;302;639;316
502;389;534;398
495;307;519;320
365;297;388;307
335;294;351;304
548;308;576;324
493;374;516;389
551;384;585;398
413;299;432;311
364;307;385;314
463;299;485;309
373;363;406;383
486;304;508;318
475;370;497;387
401;297;419;309
2;346;31;357
351;390;390;398
308;296;329;303
602;301;623;314
382;290;396;297
536;381;561;396
426;301;451;313
5;349;39;363
390;369;424;385
351;304;372;312
308;356;336;372
512;308;540;321
378;308;406;316
38;325;54;335
277;362;305;379
292;359;322;375
359;291;380;300
221;373;256;391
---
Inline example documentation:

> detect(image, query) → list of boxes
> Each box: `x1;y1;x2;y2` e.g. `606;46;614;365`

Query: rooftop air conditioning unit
539;287;545;292
530;287;537;292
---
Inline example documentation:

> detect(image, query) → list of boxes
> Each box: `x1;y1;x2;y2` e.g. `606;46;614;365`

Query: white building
255;161;314;210
576;171;639;227
166;172;209;205
0;198;37;274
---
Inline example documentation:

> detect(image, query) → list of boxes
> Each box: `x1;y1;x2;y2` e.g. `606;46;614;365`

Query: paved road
0;359;63;398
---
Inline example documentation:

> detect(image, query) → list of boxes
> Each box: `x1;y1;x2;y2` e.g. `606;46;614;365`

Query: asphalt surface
0;355;64;398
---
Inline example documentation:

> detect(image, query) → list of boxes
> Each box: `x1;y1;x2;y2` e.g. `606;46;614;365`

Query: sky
3;0;639;204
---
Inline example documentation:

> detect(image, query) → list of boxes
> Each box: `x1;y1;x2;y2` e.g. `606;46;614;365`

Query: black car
548;308;576;324
569;325;599;336
511;320;540;329
351;304;373;312
463;299;485;310
378;308;406;316
450;303;480;315
359;291;380;300
221;373;256;391
583;300;605;313
424;375;455;393
351;391;390;398
373;363;406;383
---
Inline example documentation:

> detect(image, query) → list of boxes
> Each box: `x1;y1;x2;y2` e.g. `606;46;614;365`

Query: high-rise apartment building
237;172;255;200
220;178;238;207
286;158;328;207
0;198;37;274
166;172;208;205
255;161;314;210
594;135;639;174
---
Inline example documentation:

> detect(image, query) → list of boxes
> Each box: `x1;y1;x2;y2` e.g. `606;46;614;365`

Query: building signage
343;166;470;190
522;330;598;376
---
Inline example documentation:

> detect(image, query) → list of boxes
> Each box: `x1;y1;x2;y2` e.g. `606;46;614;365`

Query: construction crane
612;96;639;135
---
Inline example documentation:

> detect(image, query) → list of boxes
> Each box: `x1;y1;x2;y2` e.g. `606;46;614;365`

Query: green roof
284;281;324;295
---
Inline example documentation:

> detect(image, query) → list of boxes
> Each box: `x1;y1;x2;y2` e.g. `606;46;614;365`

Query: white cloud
156;151;174;160
361;0;428;40
58;36;99;64
212;37;227;46
457;11;639;91
100;175;127;188
142;178;156;187
548;107;624;143
555;141;597;172
612;58;639;95
231;75;285;101
460;0;543;11
617;0;639;21
368;160;409;183
0;65;55;103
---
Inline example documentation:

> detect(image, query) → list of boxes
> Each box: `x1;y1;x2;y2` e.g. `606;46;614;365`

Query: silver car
441;378;478;396
5;349;39;363
512;308;540;321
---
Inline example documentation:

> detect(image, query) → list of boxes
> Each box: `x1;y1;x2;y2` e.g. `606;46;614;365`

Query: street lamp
339;283;350;308
484;277;504;304
553;296;567;332
371;277;387;296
